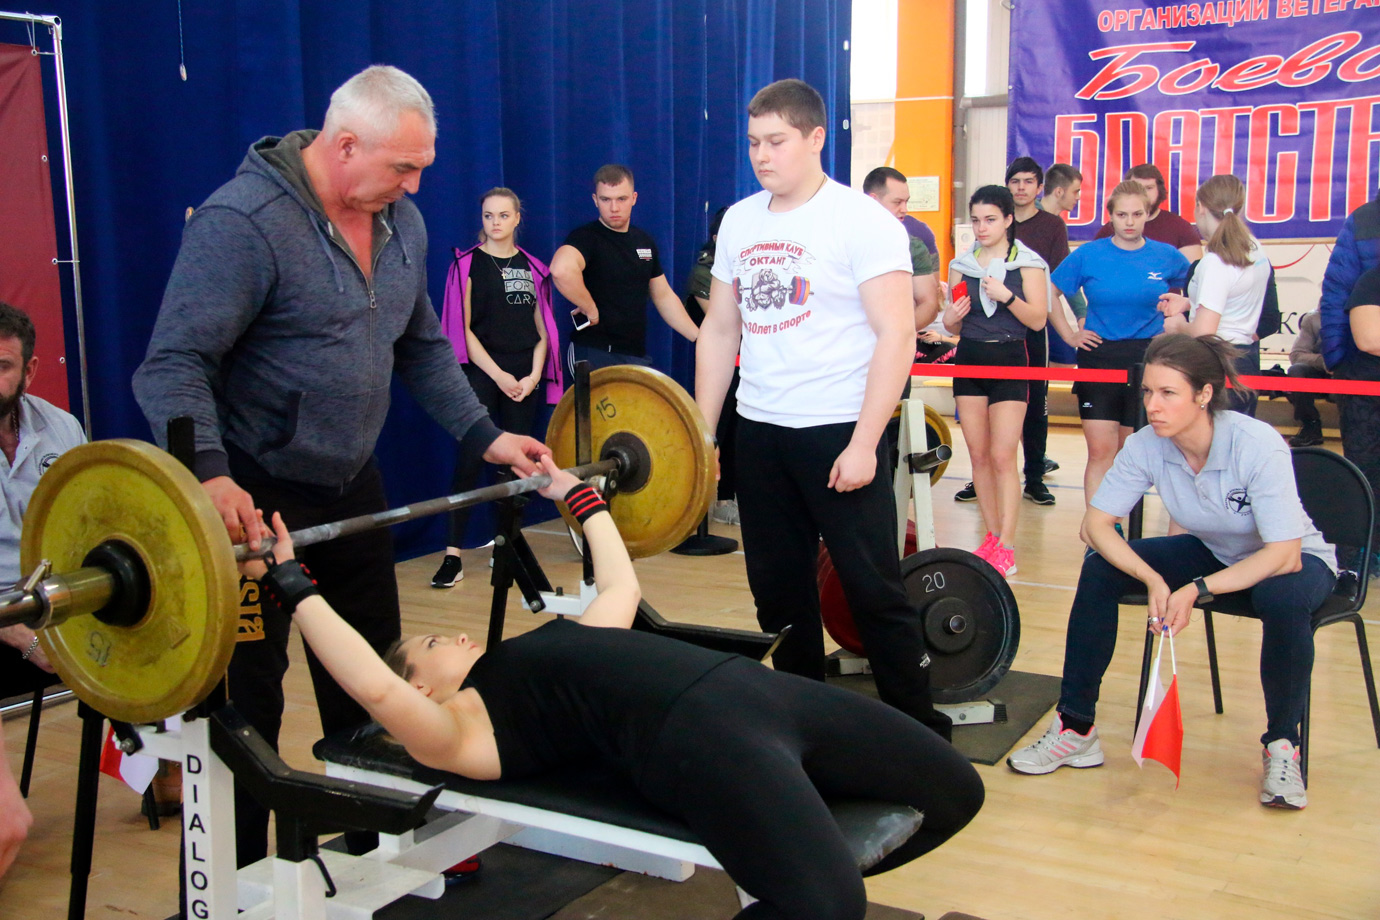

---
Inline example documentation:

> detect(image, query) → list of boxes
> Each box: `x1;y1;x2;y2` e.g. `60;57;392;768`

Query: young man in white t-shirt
695;79;951;740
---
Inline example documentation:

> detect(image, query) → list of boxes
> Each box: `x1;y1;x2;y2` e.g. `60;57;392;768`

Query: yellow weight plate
924;404;952;486
546;366;715;558
20;440;240;723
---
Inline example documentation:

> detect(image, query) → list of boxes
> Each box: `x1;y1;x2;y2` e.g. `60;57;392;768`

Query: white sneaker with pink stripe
1007;714;1105;775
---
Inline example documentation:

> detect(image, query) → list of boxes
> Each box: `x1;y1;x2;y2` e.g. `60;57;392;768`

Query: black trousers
1228;342;1261;417
1020;325;1049;484
225;451;401;867
641;658;983;920
448;355;541;545
716;368;741;499
734;418;945;734
1339;387;1380;552
1287;364;1328;424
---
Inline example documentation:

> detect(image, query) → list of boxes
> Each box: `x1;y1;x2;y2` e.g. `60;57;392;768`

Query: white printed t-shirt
711;179;911;427
1187;243;1271;345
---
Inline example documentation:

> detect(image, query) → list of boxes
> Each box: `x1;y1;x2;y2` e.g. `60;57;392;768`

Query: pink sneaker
989;544;1017;577
975;532;999;562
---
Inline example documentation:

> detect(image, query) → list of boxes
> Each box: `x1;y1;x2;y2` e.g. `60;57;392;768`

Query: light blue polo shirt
1;394;87;586
1091;411;1335;572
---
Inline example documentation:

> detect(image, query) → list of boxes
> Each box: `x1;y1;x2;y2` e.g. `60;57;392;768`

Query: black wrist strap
260;554;320;614
563;482;608;526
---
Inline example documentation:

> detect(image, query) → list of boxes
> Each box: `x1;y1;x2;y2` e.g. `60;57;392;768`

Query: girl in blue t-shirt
1049;181;1190;509
944;186;1048;577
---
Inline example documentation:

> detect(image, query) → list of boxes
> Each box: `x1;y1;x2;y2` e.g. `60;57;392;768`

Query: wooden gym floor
3;423;1378;920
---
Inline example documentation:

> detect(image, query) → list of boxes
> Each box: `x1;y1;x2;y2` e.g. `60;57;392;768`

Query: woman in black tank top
257;456;983;920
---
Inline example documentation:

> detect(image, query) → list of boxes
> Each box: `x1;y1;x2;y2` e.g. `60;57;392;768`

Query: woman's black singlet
461;619;737;781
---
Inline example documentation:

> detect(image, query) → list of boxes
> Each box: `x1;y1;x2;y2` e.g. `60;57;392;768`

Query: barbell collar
234;458;621;562
0;586;46;630
0;566;117;632
907;444;953;475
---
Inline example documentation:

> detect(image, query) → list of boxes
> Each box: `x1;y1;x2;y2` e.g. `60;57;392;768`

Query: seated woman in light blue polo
1007;333;1336;810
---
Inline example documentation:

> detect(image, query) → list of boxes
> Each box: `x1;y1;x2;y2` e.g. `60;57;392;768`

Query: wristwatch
1192;577;1214;605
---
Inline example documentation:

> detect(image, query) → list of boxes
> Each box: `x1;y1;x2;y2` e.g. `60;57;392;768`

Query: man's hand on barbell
203;475;265;550
483;432;552;478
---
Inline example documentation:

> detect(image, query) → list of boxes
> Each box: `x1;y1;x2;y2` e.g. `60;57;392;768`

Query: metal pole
48;17;92;437
0;11;92;436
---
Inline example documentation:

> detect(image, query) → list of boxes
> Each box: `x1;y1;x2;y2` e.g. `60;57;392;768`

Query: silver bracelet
20;635;40;661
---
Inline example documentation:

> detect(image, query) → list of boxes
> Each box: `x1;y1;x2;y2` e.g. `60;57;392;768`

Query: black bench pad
314;723;922;871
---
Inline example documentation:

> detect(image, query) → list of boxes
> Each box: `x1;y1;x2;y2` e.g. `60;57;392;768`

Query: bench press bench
314;722;925;893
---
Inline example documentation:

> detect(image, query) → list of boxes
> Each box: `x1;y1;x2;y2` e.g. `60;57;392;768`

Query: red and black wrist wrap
259;554;320;615
563;482;608;526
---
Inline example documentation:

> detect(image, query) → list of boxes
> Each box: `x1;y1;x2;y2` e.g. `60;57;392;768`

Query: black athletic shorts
1074;337;1152;426
953;339;1028;404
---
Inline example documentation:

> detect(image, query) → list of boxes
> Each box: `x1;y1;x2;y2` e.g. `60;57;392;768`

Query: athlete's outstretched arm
251;515;467;768
534;455;640;628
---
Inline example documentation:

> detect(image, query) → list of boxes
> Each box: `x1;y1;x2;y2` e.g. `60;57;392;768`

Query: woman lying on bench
252;455;983;920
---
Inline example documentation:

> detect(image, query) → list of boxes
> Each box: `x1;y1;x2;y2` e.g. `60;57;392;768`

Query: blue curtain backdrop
3;0;849;558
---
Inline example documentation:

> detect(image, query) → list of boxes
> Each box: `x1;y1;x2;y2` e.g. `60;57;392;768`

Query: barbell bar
233;458;621;563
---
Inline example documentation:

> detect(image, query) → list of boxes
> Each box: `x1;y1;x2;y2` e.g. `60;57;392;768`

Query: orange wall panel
891;0;955;272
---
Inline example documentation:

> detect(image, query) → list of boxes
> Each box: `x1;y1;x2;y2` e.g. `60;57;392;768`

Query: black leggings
448;353;541;545
640;659;984;920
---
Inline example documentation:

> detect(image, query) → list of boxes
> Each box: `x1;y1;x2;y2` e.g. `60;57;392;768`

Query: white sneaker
1260;739;1306;809
711;499;741;526
1007;714;1105;775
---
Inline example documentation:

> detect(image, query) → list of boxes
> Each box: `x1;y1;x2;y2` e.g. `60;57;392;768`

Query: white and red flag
99;715;180;794
1132;628;1183;787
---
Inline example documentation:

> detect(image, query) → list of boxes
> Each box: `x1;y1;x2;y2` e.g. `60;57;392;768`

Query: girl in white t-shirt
1157;174;1271;415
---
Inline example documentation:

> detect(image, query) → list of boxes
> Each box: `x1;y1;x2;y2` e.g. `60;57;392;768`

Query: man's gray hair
322;65;436;145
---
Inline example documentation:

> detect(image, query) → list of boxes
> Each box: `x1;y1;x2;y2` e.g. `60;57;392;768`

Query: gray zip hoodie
133;132;501;488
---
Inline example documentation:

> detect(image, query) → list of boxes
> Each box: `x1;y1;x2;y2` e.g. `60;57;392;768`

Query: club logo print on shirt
1147;271;1164;281
731;240;815;320
1226;488;1251;515
636;248;653;260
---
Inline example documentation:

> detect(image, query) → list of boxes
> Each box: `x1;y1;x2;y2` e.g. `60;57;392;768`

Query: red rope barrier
1268;244;1315;271
912;363;1380;397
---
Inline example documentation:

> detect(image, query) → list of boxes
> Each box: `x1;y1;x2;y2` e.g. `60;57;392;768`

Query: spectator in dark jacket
1319;190;1380;371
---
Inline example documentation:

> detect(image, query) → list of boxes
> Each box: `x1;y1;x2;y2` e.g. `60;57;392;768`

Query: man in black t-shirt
1008;157;1066;507
551;164;698;370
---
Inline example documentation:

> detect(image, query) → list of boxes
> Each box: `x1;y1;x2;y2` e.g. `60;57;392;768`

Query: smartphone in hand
570;308;592;331
951;280;968;303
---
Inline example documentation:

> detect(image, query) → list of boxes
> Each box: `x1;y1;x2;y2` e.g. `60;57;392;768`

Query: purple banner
1009;1;1380;240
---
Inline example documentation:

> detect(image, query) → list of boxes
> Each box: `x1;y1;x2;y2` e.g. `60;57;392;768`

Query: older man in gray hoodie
133;65;547;866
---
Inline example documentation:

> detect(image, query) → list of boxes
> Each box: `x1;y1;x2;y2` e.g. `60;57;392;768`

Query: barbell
2;366;715;723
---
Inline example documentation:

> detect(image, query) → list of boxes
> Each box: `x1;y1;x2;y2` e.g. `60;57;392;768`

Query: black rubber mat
828;669;1061;766
551;866;924;919
374;843;617;920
